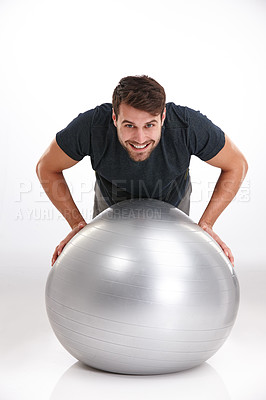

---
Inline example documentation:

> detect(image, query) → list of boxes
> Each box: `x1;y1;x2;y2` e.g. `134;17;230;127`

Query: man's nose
134;128;146;143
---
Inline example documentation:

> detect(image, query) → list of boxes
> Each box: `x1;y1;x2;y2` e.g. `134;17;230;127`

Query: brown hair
112;75;166;119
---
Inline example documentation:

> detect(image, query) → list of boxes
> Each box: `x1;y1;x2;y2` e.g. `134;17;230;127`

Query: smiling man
113;103;165;162
36;75;248;266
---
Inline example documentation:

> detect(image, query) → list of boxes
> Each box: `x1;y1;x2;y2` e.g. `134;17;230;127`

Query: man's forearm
36;167;86;229
198;166;247;228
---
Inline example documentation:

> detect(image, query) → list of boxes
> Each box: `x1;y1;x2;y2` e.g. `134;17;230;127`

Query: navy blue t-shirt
56;102;225;207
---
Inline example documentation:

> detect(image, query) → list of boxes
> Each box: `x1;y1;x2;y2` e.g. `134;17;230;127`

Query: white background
0;0;265;399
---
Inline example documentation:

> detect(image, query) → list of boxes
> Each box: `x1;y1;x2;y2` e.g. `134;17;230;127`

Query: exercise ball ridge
45;199;239;375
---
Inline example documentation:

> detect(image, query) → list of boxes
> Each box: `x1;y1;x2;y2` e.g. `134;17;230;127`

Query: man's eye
125;124;134;128
146;124;154;128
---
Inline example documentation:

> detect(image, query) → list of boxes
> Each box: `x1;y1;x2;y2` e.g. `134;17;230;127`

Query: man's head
112;75;166;162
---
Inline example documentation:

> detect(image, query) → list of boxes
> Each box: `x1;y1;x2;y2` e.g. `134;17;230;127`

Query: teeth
131;144;147;149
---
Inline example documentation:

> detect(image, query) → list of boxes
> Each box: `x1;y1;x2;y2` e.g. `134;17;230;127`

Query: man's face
112;103;166;162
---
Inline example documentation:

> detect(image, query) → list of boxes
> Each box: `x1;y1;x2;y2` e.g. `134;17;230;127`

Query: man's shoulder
82;103;112;127
165;102;189;127
69;103;110;127
94;103;113;114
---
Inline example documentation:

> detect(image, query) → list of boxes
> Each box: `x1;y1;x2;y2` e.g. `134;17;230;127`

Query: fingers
200;224;235;267
51;242;65;266
51;222;87;267
52;249;59;266
220;243;234;267
51;237;70;266
214;238;234;267
51;248;58;266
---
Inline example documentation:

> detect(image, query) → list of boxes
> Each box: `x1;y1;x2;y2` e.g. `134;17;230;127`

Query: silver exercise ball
45;199;239;375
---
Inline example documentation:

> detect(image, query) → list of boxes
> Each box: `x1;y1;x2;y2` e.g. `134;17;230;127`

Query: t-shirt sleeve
56;109;94;161
187;108;225;161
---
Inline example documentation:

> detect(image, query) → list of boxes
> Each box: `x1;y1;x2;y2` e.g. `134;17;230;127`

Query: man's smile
128;142;151;150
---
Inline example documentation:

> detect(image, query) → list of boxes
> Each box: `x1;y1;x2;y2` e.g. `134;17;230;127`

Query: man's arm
36;138;87;264
198;134;248;265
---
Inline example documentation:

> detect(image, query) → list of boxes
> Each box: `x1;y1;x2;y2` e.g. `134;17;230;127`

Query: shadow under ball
46;199;239;375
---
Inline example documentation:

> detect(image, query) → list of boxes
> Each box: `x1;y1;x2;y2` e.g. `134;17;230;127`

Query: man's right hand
51;222;87;266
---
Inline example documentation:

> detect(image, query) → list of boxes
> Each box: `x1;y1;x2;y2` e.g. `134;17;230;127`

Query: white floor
1;264;265;400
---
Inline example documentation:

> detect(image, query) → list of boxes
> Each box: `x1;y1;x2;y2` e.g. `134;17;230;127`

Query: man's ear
162;107;166;125
112;109;117;127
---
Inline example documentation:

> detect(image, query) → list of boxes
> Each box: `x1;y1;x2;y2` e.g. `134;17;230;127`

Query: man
36;75;248;266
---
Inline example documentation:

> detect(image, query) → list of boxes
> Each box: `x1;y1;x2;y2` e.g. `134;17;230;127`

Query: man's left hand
198;222;234;267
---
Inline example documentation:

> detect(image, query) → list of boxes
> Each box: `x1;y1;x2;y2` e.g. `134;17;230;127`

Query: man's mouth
129;143;151;150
